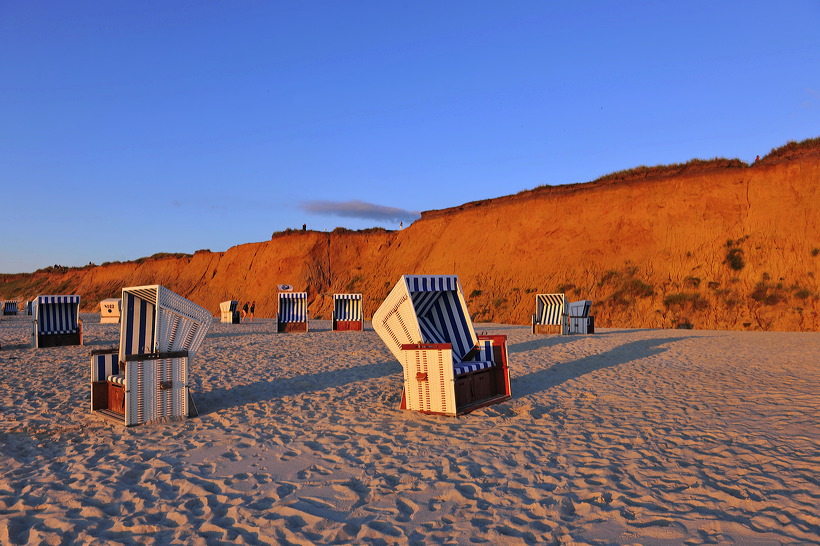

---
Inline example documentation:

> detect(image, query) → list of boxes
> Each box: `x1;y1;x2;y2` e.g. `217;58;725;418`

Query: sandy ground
1;313;818;545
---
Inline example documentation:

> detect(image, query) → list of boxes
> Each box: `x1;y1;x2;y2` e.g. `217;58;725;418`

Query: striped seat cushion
453;360;495;376
107;374;126;386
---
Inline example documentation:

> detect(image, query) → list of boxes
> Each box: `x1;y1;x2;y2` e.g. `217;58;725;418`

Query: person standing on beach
241;301;249;322
249;301;256;322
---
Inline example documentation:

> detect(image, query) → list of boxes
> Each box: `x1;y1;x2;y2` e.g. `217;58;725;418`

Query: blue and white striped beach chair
90;285;211;426
3;301;18;316
372;275;511;416
31;295;83;348
532;293;569;335
219;300;239;324
277;291;308;332
332;293;363;331
567;300;595;334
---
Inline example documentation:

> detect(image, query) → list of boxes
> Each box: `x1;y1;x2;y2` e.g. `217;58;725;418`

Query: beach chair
90;285;211;426
220;300;240;324
99;298;121;324
372;275;511;417
277;291;308;332
566;300;595;334
332;293;363;331
3;301;18;316
532;293;568;335
31;295;83;348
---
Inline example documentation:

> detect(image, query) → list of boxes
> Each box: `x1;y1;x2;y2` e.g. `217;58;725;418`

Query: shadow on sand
512;336;691;396
194;359;399;416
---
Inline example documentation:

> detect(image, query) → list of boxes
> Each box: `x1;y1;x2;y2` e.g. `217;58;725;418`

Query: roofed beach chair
31;295;83;347
3;301;18;316
567;300;595;334
277;291;308;332
90;285;211;426
99;298;121;324
372;275;511;417
332;293;363;331
220;300;239;324
532;293;568;335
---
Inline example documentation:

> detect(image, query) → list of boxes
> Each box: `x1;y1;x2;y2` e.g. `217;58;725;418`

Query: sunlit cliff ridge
3;140;819;331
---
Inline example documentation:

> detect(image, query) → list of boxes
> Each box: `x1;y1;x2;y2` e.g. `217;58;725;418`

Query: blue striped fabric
406;276;474;362
3;301;17;315
333;294;362;321
536;294;566;325
35;295;80;334
453;360;495;376
92;352;119;381
122;292;156;355
279;292;307;322
107;374;126;385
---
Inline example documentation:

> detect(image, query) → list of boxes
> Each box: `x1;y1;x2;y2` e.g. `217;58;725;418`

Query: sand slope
1;314;818;544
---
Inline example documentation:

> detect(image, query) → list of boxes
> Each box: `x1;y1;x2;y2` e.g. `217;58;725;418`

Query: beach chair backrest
567;300;592;318
333;294;362;321
34;295;81;335
278;292;307;323
219;300;238;313
536;294;566;325
3;301;18;315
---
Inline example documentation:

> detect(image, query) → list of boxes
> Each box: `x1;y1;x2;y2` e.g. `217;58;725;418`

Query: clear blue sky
2;1;818;273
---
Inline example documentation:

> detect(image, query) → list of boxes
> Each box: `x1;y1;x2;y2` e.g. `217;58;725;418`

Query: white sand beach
1;314;818;544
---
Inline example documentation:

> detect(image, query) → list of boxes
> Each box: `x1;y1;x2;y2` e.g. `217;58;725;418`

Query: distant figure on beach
249;301;256;322
302;224;306;231
241;301;249;322
755;155;760;163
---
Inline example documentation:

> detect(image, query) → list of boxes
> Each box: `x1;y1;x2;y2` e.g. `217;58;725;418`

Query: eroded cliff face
3;154;819;331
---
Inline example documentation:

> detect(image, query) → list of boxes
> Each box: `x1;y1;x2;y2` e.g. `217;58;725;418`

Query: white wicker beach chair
219;300;239;324
99;298;121;324
90;285;211;426
372;275;511;417
277;292;308;332
332;293;363;331
31;295;83;347
566;300;594;334
532;293;568;335
3;301;18;316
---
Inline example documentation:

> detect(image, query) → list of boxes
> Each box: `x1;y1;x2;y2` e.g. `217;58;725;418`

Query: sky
1;1;818;273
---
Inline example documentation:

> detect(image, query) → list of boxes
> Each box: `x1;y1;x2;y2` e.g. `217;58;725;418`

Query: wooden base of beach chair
36;332;82;347
533;324;563;335
278;321;308;332
333;320;363;331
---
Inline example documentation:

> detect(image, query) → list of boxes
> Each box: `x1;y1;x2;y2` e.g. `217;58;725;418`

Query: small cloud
801;89;819;109
300;199;420;224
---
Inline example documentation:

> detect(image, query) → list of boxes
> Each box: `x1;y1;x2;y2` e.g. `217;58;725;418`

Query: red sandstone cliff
2;144;819;331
